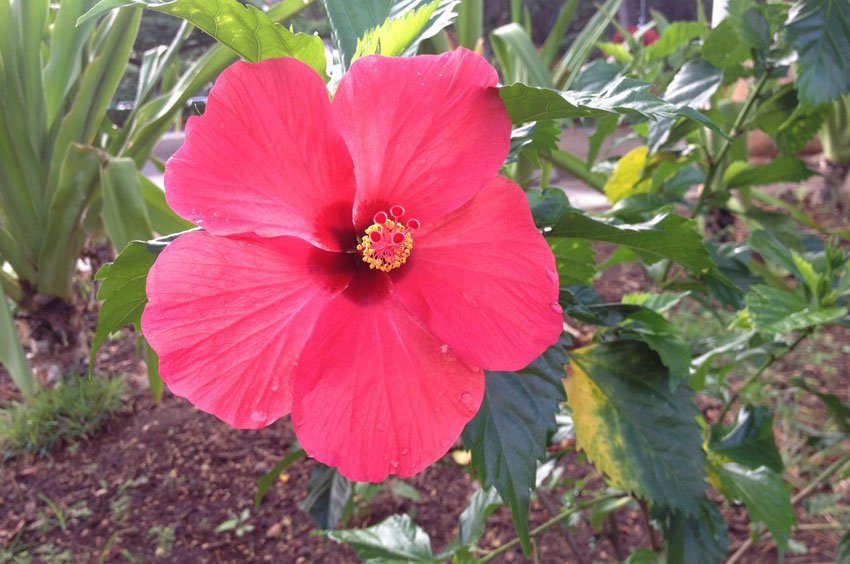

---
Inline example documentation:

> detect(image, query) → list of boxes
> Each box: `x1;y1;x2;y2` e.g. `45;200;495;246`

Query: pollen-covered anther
356;206;419;272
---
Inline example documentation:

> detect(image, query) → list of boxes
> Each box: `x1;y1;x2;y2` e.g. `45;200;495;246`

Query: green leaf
80;0;326;75
552;0;623;89
712;462;795;550
299;464;353;530
745;285;847;333
657;500;729;564
549;238;596;286
138;174;195;235
645;21;708;60
100;158;155;251
461;344;568;555
327;514;436;563
724;156;814;189
89;231;189;373
499;78;722;138
490;23;555;88
255;448;306;509
530;189;713;274
709;405;784;472
143;340;163;403
456;486;502;547
353;0;458;61
567;341;706;513
786;0;850;108
325;0;453;68
0;284;35;398
454;0;482;50
38;144;103;299
701;19;750;68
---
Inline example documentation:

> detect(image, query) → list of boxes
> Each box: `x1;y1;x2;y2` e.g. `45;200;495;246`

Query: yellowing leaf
604;145;651;203
567;341;706;512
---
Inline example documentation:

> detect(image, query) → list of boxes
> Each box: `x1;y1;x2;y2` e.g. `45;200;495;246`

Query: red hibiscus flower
141;48;563;482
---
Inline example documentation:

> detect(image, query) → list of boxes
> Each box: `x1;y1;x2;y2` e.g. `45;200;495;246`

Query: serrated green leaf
657;500;729;564
709;405;784;472
89;241;157;372
461;344;568;555
786;0;850;108
530;189;713;273
549;238;596;286
299;464;353;530
645;21;708;60
89;231;191;373
353;0;458;61
456;486;502;547
499;78;723;138
80;0;326;75
745;285;847;333
621;291;689;314
325;0;454;68
327;514;436;563
712;462;795;550
567;341;706;513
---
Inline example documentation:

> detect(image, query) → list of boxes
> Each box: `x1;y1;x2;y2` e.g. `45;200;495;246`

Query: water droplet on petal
293;416;305;428
439;344;449;354
440;439;451;448
546;269;559;283
376;421;387;431
251;411;267;422
460;392;472;404
433;405;442;413
400;447;409;456
550;302;563;314
389;460;399;469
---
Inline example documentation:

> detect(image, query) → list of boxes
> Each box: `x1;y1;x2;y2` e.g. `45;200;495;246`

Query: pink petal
392;177;563;371
291;274;484;482
332;48;511;230
142;231;353;429
165;58;356;251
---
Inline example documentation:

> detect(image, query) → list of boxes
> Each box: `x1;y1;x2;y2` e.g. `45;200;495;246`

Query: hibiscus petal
332;48;511;230
291;274;484;482
165;58;356;250
142;231;353;429
392;176;563;371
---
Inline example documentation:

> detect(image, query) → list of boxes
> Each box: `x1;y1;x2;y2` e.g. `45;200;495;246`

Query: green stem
478;493;625;562
693;71;771;217
715;329;811;424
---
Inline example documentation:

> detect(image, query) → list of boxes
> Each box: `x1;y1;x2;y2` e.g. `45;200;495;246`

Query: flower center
356;205;420;272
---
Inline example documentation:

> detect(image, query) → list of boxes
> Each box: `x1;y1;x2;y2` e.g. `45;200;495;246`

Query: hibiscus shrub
85;0;850;562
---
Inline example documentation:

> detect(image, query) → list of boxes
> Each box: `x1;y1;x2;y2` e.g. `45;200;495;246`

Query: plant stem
726;452;850;564
538;491;590;564
638;498;660;552
715;329;811;424
692;71;771;218
478;493;625;563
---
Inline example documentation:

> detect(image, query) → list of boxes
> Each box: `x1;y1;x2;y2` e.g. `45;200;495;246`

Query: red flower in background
141;49;563;481
613;25;660;46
